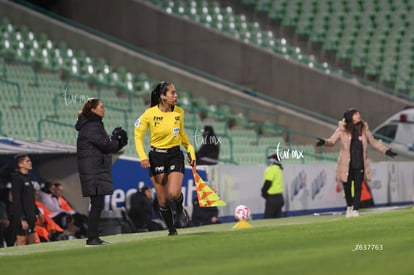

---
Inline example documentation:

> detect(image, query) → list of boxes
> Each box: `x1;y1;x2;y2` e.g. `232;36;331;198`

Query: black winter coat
190;197;219;226
75;114;120;197
195;136;220;165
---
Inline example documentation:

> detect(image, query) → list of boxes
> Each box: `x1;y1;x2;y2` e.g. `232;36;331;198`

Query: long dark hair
150;81;170;107
78;97;101;118
345;120;365;134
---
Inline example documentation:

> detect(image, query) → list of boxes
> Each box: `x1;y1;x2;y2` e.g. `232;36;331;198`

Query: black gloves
112;127;128;149
316;138;325;146
385;149;397;158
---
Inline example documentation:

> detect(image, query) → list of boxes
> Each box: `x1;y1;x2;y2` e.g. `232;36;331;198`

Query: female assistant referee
134;81;196;236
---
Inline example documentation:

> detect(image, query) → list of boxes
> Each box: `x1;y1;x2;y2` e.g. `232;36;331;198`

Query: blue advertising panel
105;157;207;211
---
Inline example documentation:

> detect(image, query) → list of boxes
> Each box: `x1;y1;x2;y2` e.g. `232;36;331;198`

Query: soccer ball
234;205;251;221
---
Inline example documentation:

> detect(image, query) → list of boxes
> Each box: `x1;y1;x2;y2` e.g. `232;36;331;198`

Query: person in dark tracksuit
128;186;164;232
75;98;128;246
261;154;284;219
196;125;220;165
10;154;39;245
190;196;220;226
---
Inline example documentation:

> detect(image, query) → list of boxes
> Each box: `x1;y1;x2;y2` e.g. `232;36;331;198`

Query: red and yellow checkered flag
192;167;226;207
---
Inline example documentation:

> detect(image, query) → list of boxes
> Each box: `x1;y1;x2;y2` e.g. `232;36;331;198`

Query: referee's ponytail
150;81;170;107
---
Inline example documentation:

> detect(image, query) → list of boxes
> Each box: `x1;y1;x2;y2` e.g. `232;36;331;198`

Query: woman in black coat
75;98;127;246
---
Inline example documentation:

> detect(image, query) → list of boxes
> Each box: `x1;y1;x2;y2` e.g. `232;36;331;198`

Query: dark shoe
85;237;110;247
168;229;178;236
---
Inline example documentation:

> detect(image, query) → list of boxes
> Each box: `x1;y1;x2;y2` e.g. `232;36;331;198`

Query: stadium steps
144;0;414;101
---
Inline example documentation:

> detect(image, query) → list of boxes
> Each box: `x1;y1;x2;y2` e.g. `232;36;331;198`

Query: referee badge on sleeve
134;118;141;128
173;127;179;137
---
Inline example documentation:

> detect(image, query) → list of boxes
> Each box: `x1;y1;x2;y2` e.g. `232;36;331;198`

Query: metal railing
0;78;22;109
0;111;3;136
37;118;74;142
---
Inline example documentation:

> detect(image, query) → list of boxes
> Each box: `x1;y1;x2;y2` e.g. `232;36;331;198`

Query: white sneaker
352;210;359;217
345;206;353;218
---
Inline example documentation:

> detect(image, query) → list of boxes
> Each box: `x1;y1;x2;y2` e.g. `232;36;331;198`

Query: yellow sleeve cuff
187;144;196;161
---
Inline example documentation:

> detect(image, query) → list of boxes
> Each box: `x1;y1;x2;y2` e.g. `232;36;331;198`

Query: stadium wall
40;0;411;128
109;158;414;220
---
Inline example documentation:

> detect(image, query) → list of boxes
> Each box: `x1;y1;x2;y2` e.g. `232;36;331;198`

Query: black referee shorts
148;146;185;177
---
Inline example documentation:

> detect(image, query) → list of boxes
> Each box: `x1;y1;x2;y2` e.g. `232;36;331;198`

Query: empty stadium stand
11;0;410;129
0;15;345;164
3;0;413;163
240;0;414;100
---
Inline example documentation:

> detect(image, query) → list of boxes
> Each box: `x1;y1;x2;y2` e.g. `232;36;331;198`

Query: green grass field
1;208;413;275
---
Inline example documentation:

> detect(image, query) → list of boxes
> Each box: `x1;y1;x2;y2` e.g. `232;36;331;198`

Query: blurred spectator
39;183;73;226
1;183;15;247
53;183;88;238
189;196;221;227
128;186;164;232
196;125;220;165
10;154;39;245
34;185;64;242
0;186;10;247
39;182;88;239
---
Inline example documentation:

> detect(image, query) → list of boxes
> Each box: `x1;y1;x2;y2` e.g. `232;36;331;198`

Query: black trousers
264;193;284;219
343;169;364;210
4;215;16;247
87;195;104;239
0;222;5;247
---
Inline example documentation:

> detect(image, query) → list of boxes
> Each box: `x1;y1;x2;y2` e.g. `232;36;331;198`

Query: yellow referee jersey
134;105;195;161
